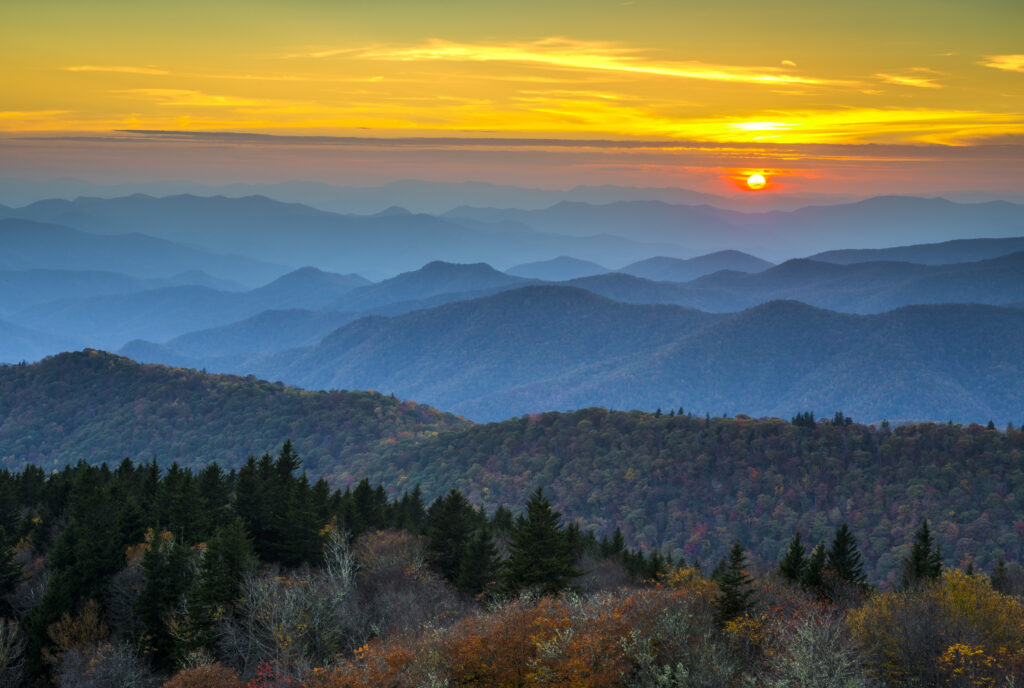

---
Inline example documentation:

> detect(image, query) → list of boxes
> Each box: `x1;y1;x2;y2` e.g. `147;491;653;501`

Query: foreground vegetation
0;444;1021;686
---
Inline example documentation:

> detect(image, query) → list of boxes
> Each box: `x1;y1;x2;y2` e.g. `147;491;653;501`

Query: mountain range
119;285;1023;425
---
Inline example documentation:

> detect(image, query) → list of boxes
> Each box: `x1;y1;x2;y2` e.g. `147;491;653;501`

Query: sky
2;0;1023;198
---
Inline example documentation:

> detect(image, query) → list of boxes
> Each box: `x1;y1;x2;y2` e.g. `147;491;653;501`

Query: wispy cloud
296;37;849;87
110;89;274;107
65;65;169;75
875;73;943;88
980;54;1024;73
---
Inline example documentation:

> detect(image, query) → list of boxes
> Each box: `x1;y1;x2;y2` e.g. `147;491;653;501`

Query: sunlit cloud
303;37;851;87
64;65;169;75
111;89;277;108
980;54;1024;73
781;60;797;67
875;73;944;88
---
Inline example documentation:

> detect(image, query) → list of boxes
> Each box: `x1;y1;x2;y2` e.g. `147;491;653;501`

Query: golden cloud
308;37;851;87
875;73;943;88
980;55;1024;73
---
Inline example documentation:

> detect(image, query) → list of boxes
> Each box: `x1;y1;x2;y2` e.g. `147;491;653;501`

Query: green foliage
778;532;806;583
898;519;942;589
827;523;867;589
715;541;756;623
500;488;582;596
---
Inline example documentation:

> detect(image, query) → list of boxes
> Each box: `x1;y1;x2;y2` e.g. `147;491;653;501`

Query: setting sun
747;174;767;190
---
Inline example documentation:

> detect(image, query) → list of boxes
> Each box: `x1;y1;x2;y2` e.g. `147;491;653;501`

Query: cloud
110;89;274;107
65;65;169;75
299;37;849;87
781;60;797;67
980;54;1024;73
875;73;943;88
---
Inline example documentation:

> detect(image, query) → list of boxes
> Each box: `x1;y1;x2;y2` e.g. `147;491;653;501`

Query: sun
746;174;767;190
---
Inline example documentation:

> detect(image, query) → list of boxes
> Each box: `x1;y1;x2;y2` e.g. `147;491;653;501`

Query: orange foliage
307;585;722;688
163;663;245;688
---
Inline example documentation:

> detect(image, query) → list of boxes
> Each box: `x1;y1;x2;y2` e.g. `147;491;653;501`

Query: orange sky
3;0;1022;197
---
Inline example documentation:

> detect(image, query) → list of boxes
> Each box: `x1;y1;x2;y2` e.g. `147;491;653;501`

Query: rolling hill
620;251;774;282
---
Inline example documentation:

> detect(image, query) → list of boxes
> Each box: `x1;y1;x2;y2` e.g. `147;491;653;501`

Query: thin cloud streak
875;73;944;88
306;37;852;87
64;65;169;75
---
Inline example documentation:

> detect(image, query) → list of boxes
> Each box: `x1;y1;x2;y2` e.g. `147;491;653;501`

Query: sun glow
747;173;766;189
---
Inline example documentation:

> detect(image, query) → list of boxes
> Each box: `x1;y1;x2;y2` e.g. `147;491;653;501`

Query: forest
0;443;1021;686
2;351;1023;583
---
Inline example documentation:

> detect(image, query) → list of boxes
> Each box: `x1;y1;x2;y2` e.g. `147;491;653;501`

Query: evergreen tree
500;488;582;596
802;542;827;591
134;532;192;671
778;532;807;583
0;527;22;599
827;523;867;588
456;523;499;596
183;517;255;653
716;540;756;623
899;519;942;589
426;489;476;582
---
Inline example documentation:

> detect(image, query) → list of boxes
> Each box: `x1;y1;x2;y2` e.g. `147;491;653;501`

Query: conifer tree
0;527;22;598
778;532;807;583
456;522;499;596
716;540;756;623
499;488;582;596
899;519;942;589
802;542;827;591
827;523;867;588
426;489;476;582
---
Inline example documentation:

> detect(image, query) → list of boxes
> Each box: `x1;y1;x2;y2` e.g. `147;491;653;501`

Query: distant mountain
0;267;246;318
0;177;852;214
9;266;370;352
0;350;466;473
242;267;370;310
620;251;774;282
809;236;1024;265
506;256;609;281
253;286;719;413
446;197;1024;261
330;261;532;312
0;195;694;277
0;217;285;286
244;288;1024;424
478;301;1024;424
688;252;1024;313
0;320;82;364
122;309;358;363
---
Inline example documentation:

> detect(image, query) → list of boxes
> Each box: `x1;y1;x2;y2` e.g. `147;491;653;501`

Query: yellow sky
2;0;1022;194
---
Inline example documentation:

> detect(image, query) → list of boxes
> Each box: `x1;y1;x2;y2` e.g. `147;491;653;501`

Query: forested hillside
1;352;1021;584
0;350;465;473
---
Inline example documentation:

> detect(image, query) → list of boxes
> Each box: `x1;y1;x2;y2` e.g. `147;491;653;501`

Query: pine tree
802;542;827;591
499;488;582;596
716;540;756;623
827;523;867;588
134;531;192;670
899;519;942;589
0;527;22;598
778;532;807;583
426;489;476;583
455;523;499;596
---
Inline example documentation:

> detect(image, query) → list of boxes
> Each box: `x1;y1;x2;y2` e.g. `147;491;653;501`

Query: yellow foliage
847;569;1024;686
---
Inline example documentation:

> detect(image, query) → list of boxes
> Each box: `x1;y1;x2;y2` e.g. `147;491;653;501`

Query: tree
500;488;581;596
425;489;476;583
899;519;942;589
802;543;827;592
716;540;756;623
778;532;807;584
456;522;499;596
827;524;866;588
